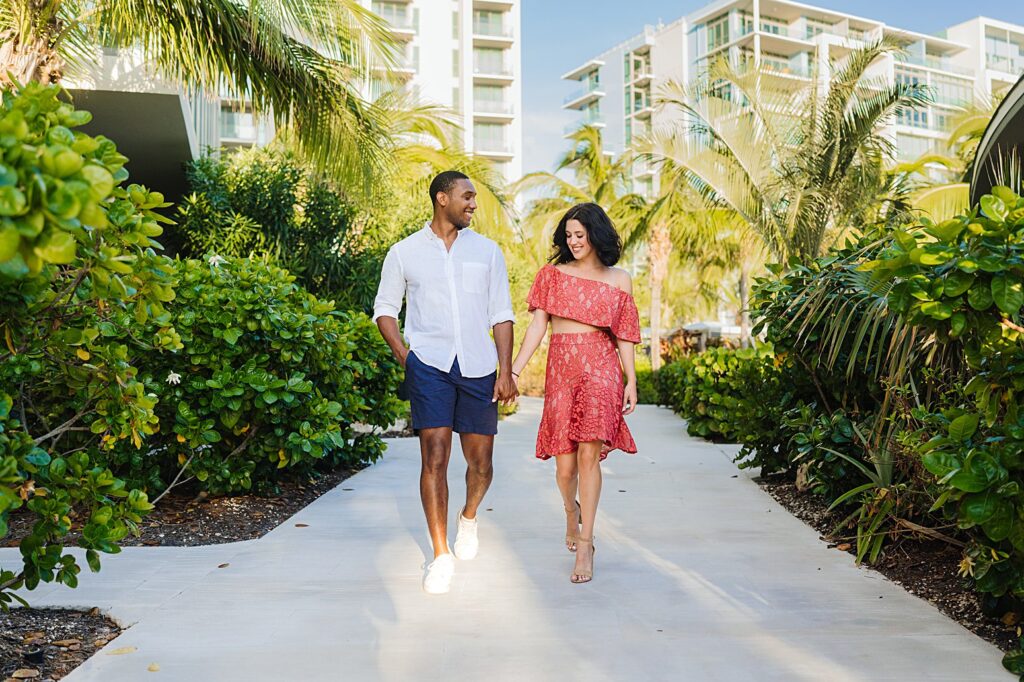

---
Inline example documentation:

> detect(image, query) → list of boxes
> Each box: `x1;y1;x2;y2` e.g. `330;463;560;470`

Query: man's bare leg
419;426;453;559
458;432;494;520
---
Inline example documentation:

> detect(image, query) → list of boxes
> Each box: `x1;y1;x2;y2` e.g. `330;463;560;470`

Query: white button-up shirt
372;225;515;378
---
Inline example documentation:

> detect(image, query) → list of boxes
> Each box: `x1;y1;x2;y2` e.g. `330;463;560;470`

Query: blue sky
520;0;1024;175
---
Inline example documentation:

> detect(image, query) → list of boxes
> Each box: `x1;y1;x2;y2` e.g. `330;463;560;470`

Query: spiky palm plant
639;40;931;263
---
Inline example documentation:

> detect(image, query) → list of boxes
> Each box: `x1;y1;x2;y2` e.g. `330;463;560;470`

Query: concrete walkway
2;399;1008;681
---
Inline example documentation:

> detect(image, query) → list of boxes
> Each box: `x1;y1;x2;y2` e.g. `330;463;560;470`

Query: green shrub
176;147;385;312
0;82;170;604
635;353;659;405
658;345;798;472
110;256;403;495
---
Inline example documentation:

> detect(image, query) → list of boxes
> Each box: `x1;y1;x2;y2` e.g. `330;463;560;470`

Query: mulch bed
0;608;120;681
6;463;367;548
757;472;1018;653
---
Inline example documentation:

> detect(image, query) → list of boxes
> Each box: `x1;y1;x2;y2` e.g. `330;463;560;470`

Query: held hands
622;380;637;416
493;370;519;405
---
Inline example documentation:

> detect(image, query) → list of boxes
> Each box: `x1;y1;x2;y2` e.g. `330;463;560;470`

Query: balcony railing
473;22;512;38
386;14;417;31
476;139;512;154
562;79;602;104
475;99;513;114
899;54;973;76
474;62;513;76
763;61;811;78
987;54;1024;74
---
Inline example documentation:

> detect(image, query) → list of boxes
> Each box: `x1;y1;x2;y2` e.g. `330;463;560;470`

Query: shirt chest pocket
462;262;489;294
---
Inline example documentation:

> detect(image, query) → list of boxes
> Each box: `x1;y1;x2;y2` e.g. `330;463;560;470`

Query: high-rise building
562;1;1024;197
62;1;523;201
367;0;524;181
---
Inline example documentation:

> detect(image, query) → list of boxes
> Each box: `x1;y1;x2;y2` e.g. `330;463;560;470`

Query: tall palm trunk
648;222;672;371
0;29;64;88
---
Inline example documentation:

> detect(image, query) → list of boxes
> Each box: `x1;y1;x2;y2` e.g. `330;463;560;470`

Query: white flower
208;254;227;267
166;372;181;385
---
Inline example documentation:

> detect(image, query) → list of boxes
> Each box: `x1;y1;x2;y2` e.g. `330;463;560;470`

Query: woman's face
565;218;593;261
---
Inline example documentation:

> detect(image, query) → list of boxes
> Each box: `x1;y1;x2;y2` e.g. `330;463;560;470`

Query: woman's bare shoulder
609;267;632;294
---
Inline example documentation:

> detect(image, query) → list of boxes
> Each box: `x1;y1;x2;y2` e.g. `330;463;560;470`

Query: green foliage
113;256;404;494
634;353;659;405
0;83;167;602
176;147;385;312
657;345;797;472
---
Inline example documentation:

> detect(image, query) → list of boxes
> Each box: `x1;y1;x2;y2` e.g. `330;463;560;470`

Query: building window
372;2;412;29
473;10;508;37
804;18;833;39
474;85;509;113
706;13;730;52
897;133;937;161
473;47;508;75
474;122;508;152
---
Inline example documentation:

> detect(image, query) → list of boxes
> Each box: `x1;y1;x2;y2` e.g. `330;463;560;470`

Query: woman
510;202;640;584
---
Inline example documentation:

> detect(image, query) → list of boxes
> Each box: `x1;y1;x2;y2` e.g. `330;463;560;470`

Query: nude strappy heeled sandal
564;501;581;552
571;536;595;584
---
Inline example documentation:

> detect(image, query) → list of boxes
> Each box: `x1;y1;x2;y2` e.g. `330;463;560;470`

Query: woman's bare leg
555;453;580;550
574;440;603;581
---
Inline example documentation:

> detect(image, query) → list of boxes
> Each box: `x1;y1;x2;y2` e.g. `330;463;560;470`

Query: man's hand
397;347;409;369
493;371;518;405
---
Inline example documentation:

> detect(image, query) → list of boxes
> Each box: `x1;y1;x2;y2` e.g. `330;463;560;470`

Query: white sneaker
453;511;479;560
423;553;455;594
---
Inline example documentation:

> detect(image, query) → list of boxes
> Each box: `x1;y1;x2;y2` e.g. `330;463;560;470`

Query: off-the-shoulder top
526;264;641;343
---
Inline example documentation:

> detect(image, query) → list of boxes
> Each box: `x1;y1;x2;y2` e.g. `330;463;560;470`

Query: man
373;170;517;594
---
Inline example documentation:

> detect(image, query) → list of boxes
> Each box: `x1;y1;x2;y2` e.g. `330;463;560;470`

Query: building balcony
473;22;513;38
475;99;514;114
898;54;973;76
563;81;604;110
473;0;514;10
987;55;1024;74
384;14;417;40
474;100;514;122
632;66;653;86
473;62;515;84
475;141;514;158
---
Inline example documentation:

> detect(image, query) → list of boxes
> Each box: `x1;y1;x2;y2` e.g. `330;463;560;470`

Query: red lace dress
526;264;641;461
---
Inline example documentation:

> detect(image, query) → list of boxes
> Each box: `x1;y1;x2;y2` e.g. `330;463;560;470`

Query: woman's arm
614;268;638;415
617;336;637;415
511;308;550;379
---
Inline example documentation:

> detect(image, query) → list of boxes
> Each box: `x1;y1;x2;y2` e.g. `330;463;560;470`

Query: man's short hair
429;170;470;207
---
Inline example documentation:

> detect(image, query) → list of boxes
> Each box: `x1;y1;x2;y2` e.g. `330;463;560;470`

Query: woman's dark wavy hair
549;202;622;266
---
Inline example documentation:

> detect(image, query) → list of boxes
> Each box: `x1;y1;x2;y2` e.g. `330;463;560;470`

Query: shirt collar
421;222;473;243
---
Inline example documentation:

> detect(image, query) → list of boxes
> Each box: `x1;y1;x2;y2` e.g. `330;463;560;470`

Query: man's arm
492;320;515;404
372;248;407;367
376;316;408;368
488;246;517;403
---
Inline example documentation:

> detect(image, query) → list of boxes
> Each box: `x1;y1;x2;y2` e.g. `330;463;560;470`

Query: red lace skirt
536;331;637;461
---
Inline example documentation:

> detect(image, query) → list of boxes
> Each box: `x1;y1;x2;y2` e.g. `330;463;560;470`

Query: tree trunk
738;263;751;348
0;29;64;89
648;223;672;371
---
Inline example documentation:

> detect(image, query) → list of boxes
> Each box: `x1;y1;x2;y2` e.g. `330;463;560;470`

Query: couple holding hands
373;171;640;594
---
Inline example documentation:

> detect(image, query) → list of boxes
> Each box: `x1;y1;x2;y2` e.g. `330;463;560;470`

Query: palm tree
513;125;641;268
639;40;930;264
0;0;398;188
622;173;763;363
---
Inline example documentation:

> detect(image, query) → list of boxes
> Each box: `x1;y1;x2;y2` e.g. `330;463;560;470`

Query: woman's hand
622;380;637;416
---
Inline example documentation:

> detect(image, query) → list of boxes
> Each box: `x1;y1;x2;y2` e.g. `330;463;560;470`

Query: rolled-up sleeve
487;245;515;328
372;246;405;323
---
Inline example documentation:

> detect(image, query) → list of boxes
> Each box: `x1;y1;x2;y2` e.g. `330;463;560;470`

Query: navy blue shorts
402;352;498;435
